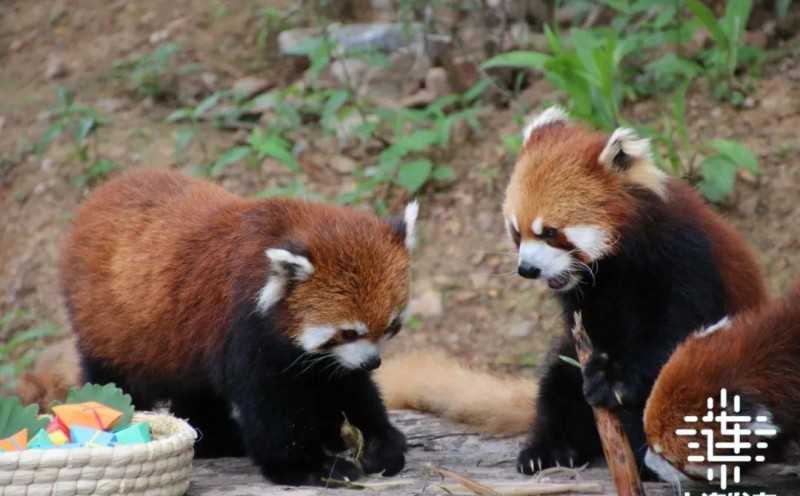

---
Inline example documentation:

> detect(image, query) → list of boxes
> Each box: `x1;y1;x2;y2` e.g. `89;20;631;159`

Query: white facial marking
564;225;611;261
297;325;337;351
256;249;315;314
694;316;732;339
522;106;569;143
231;404;242;424
340;321;369;336
403;200;419;250
333;339;379;369
532;217;544;236
645;448;688;483
518;240;572;279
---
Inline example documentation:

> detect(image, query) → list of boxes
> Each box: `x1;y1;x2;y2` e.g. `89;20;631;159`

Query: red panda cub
61;169;418;485
504;107;767;477
644;280;800;483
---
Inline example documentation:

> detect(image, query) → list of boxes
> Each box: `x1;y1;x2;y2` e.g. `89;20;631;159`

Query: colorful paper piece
48;429;69;446
70;426;114;448
47;417;69;437
27;429;54;449
0;429;28;452
113;423;151;445
52;401;122;430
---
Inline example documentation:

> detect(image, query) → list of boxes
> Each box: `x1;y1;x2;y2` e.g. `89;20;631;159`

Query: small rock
400;67;451;107
45;55;68;80
509;321;534;338
149;29;169;45
40;158;54;172
408;288;443;318
200;72;219;92
96;98;128;114
329;155;358;174
33;183;47;196
737;169;758;185
232;77;272;99
9;39;23;52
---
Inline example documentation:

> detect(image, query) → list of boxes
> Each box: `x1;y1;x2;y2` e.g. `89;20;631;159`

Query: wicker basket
0;412;197;496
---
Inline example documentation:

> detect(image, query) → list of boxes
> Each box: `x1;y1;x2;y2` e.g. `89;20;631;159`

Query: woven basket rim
0;411;197;459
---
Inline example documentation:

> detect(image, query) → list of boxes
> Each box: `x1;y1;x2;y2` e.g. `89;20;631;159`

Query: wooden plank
189;411;799;495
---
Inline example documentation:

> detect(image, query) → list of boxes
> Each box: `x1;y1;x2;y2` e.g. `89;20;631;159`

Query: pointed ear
387;201;419;251
265;244;314;281
598;127;651;172
522;106;569;145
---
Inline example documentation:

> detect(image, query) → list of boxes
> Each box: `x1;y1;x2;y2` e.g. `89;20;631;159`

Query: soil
1;0;799;395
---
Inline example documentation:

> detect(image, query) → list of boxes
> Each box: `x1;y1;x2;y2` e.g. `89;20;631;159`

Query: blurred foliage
483;0;764;202
0;310;60;393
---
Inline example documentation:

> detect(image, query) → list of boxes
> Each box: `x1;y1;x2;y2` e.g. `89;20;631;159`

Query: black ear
385;201;418;250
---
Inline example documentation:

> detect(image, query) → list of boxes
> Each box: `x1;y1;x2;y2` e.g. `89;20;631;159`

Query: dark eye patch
386;318;402;339
340;329;360;342
541;226;558;239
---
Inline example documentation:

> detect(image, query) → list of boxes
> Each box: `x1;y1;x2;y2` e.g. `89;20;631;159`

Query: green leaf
558;355;582;369
210;146;251;176
166;108;193;123
62;383;135;432
0;396;47;439
709;139;758;174
75;117;97;142
685;0;728;46
174;127;194;156
432;166;455;181
699;155;737;202
481;51;550;70
249;132;299;172
193;92;222;119
396;129;439;153
396;159;432;193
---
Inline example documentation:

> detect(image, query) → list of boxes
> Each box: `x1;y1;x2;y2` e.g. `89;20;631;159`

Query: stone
232;77;272;100
45;55;68;80
329;155;358;174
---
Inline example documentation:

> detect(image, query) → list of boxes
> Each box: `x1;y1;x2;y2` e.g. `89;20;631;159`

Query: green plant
37;87;118;188
686;0;762;103
0;310;60;392
113;43;180;100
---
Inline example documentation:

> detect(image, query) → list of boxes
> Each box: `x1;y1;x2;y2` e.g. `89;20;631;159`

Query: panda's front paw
361;424;407;476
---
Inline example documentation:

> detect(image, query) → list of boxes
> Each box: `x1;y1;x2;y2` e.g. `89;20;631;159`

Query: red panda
61;169;419;485
502;107;767;477
644;280;800;483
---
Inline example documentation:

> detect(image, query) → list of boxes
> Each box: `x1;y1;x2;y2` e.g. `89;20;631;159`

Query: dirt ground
1;0;799;393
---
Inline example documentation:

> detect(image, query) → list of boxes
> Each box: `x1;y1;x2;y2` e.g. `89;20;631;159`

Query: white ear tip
522;105;569;142
403;200;419;250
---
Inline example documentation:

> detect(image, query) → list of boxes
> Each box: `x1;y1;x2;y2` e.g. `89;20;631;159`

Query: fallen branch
571;312;645;496
430;465;604;495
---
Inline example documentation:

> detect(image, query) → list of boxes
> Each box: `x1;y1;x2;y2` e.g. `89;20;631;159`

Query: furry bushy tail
375;350;537;435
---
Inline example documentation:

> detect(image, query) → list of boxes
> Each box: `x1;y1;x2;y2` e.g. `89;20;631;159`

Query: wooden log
571;312;645;496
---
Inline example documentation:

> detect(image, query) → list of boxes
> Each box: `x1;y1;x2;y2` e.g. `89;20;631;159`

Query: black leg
170;393;245;458
518;335;603;474
80;355;157;411
333;371;406;476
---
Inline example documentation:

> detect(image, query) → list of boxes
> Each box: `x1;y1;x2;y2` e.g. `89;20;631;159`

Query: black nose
518;263;541;279
361;356;382;371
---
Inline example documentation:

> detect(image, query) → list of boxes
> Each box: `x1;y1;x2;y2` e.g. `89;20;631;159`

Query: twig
571;312;645;496
430;465;500;496
430;465;604;496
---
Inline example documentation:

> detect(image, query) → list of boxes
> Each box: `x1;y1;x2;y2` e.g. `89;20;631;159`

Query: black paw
517;440;587;475
361;425;407;476
582;352;625;408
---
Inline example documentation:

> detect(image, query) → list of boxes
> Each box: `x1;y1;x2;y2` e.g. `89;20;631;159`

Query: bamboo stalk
430;465;605;495
571;312;645;496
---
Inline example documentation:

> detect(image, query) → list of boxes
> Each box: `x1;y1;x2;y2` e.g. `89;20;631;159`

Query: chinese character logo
676;388;777;490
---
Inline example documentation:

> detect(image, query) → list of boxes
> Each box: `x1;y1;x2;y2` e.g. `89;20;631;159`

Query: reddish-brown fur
62;169;409;378
666;182;767;312
645;280;800;474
